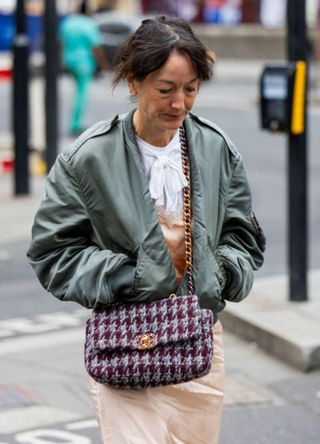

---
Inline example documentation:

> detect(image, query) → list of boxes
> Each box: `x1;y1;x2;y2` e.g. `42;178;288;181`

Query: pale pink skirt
89;320;224;444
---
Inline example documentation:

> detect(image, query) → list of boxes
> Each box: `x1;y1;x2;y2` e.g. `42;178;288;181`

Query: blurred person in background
59;0;109;136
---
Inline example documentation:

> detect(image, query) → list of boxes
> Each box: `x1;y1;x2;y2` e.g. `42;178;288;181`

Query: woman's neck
133;112;176;147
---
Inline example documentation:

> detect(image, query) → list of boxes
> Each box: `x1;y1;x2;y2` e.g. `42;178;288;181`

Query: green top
59;14;102;74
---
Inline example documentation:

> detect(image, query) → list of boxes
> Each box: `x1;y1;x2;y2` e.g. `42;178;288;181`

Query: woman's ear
127;77;137;97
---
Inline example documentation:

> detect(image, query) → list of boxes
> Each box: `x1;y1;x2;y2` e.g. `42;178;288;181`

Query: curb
219;271;320;372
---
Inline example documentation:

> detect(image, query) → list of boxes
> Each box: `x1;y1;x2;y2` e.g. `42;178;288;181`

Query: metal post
287;0;308;301
12;0;30;195
44;0;58;171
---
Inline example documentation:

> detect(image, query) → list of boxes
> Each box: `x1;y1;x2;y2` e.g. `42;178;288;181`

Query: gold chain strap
179;127;194;297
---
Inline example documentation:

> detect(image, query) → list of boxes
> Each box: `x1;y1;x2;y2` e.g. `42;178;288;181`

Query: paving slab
220;403;320;444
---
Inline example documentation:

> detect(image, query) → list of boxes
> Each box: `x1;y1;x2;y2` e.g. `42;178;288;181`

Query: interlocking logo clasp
134;332;158;350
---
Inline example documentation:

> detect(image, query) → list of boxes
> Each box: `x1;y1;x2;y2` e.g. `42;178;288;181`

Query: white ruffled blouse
136;130;187;226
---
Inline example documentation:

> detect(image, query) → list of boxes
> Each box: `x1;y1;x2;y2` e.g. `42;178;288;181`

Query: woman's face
129;51;200;142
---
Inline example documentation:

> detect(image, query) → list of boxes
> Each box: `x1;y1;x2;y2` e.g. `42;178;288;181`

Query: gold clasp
134;332;158;350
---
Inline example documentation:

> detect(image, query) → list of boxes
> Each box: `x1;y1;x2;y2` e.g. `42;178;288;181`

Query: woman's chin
161;117;185;130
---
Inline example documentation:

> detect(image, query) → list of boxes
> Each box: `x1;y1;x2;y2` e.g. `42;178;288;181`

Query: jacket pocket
207;233;227;292
131;236;177;302
193;231;227;312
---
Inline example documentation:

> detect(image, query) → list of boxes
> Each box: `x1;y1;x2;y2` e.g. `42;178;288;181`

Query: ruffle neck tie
149;154;187;214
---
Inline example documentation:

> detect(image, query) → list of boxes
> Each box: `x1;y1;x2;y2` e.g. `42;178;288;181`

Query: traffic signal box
260;61;307;134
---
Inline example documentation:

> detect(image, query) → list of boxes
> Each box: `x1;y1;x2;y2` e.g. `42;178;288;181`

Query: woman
59;0;109;135
28;15;265;444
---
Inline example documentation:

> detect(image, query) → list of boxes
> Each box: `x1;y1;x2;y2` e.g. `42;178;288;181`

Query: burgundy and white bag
84;295;213;389
84;128;214;389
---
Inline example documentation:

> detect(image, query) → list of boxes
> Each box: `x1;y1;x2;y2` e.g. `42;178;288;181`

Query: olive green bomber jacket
27;111;265;315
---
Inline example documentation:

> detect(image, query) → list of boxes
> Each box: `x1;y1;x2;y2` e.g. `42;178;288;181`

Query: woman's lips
164;113;184;118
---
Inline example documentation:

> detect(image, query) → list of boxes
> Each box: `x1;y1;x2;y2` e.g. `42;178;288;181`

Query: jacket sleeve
217;155;266;303
27;155;135;309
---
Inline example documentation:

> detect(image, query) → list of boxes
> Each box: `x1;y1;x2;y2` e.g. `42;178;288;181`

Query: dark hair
111;15;214;87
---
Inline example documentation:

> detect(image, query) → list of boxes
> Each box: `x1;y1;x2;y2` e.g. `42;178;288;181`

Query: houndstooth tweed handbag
84;128;214;389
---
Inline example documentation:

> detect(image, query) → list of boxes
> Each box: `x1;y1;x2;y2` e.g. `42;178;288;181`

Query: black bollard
12;0;30;195
287;0;308;301
44;0;58;171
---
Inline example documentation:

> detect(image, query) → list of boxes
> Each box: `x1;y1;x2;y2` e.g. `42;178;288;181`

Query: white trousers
89;320;225;444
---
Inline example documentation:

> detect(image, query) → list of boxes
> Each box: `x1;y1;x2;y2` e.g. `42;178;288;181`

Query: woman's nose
171;90;185;109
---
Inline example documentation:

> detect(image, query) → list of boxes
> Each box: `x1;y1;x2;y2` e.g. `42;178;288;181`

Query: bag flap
87;295;201;352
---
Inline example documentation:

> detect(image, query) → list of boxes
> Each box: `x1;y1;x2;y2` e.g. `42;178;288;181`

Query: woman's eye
158;89;172;95
185;87;196;94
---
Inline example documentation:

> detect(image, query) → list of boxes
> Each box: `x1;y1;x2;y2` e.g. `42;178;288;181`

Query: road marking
0;309;88;339
0;385;35;407
0;406;82;434
66;420;97;431
1;418;99;444
15;429;92;444
0;327;85;356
